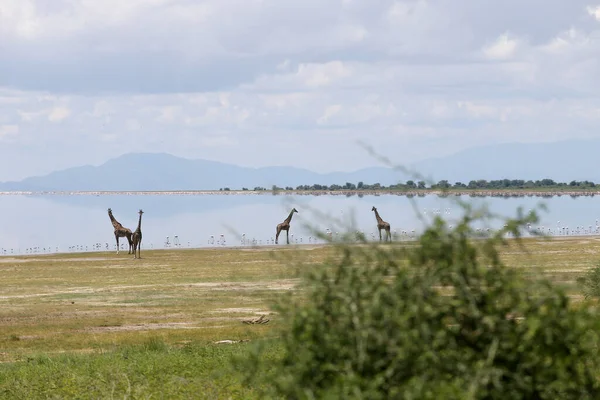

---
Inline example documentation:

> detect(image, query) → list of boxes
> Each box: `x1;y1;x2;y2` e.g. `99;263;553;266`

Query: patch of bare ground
547;268;591;273
0;258;31;263
211;308;263;314
14;335;43;340
83;322;200;333
0;257;113;263
0;279;299;301
185;280;298;291
239;245;327;252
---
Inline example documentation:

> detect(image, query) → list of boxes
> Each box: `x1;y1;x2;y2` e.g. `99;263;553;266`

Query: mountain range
2;138;599;191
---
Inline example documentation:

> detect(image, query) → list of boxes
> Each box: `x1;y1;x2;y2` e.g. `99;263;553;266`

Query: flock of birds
2;206;600;257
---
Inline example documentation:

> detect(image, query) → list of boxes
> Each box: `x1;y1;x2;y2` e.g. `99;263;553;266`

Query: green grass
0;339;283;399
0;238;599;398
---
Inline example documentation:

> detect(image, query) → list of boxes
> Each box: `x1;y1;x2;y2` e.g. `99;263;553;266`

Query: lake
1;193;599;255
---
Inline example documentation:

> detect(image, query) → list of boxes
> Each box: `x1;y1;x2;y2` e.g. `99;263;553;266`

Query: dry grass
0;237;598;362
500;236;600;296
0;245;333;362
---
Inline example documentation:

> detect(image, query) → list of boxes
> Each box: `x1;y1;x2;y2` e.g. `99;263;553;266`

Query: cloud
48;106;71;122
301;62;353;88
157;106;182;123
482;33;520;60
541;28;591;54
587;5;600;21
317;105;343;125
125;119;142;131
0;1;599;180
0;125;19;139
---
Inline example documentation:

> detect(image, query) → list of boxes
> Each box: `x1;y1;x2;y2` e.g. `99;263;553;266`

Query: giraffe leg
286;230;289;245
275;227;281;244
379;229;382;241
116;235;120;254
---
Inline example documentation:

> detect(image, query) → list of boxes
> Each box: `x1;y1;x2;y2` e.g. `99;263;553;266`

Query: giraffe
276;208;298;244
132;209;144;259
107;208;133;254
371;206;391;242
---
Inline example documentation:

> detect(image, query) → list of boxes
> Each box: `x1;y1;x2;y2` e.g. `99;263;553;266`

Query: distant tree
280;178;600;192
540;179;556;186
242;187;249;191
433;180;450;189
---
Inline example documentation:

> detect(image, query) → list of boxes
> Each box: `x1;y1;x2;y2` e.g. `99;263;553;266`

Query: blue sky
0;0;599;180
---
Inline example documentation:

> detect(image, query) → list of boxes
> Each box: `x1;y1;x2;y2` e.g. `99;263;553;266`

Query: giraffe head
292;208;298;214
108;208;112;213
371;206;377;212
138;209;144;215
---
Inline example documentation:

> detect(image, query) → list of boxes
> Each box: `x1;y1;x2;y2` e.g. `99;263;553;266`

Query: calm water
0;193;598;255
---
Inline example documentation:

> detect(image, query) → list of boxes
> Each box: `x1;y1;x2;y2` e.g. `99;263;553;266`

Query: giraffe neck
135;214;143;232
374;210;384;223
285;210;295;224
108;212;120;227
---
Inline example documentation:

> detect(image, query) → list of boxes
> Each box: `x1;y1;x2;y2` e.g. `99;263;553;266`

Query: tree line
220;179;600;192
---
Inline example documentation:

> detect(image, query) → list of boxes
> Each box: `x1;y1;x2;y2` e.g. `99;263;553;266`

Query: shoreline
0;189;599;197
2;234;599;259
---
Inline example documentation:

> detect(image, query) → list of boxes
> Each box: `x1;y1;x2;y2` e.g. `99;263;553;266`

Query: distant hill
0;153;403;191
1;138;599;191
411;139;600;183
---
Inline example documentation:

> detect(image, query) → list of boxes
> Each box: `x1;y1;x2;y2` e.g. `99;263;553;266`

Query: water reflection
0;194;598;255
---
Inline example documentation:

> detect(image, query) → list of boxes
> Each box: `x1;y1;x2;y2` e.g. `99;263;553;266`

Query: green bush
577;264;600;299
241;204;600;399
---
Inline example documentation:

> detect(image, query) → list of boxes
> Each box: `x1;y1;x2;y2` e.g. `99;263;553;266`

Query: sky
1;1;600;181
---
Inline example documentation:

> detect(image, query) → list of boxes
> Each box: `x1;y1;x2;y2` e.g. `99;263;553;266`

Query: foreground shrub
577;264;600;299
241;205;600;399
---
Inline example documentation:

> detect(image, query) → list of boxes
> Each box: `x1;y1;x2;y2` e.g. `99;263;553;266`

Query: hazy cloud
0;124;19;139
0;0;599;180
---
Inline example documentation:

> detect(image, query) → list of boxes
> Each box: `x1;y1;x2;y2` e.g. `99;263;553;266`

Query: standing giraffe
276;208;298;244
107;208;133;254
132;209;144;259
371;206;391;242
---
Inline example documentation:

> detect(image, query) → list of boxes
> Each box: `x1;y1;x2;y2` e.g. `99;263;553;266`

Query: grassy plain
0;237;599;398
